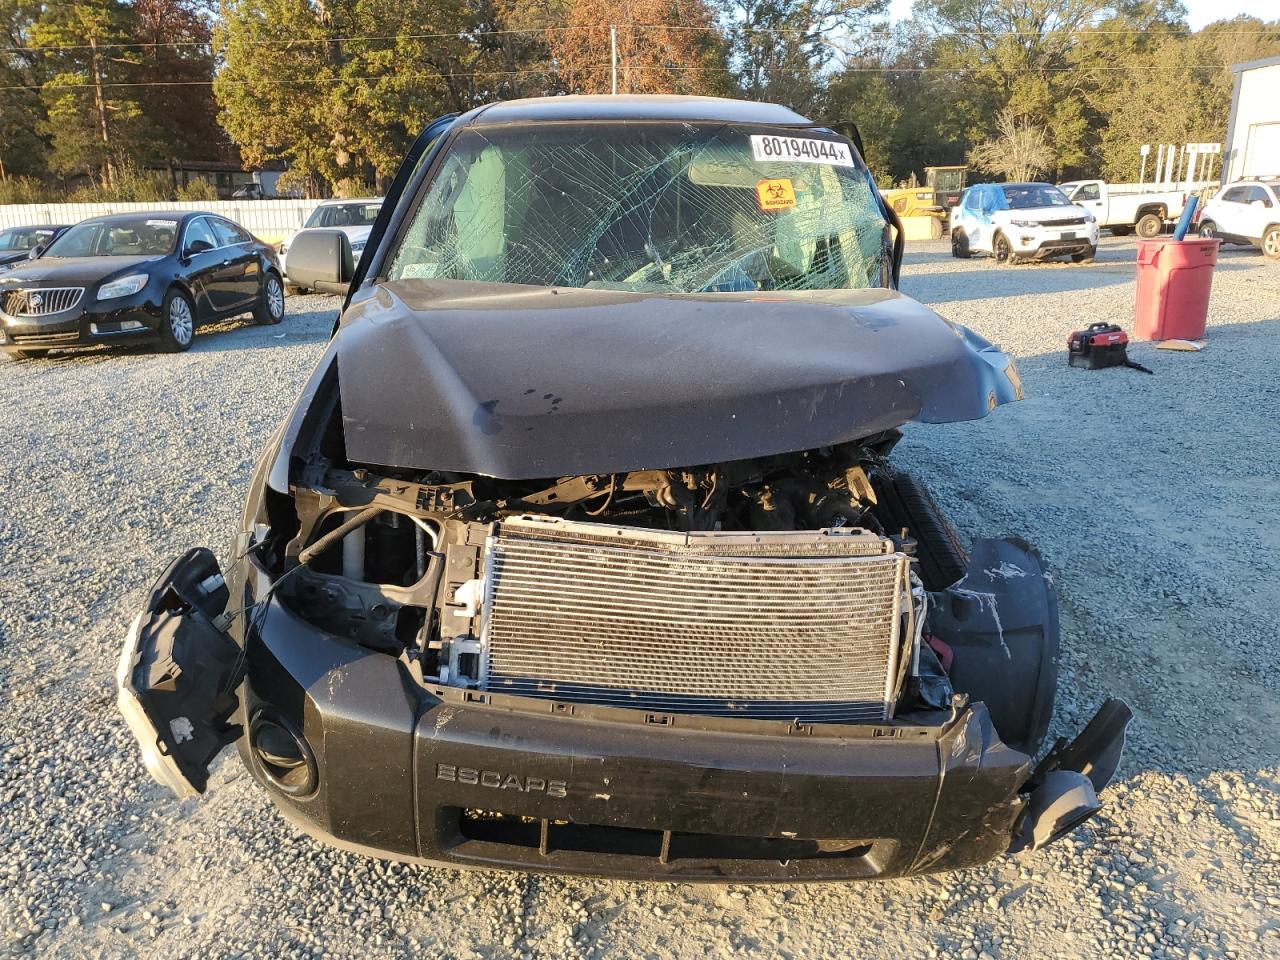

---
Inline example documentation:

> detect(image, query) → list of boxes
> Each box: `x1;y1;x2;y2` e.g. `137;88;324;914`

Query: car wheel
951;229;971;259
1198;220;1217;240
992;231;1013;264
1136;213;1164;239
254;271;286;325
159;289;195;353
870;468;969;591
1262;225;1280;260
9;348;49;360
1071;247;1096;264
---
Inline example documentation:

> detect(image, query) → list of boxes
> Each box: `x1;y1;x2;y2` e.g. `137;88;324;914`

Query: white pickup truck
1058;179;1215;239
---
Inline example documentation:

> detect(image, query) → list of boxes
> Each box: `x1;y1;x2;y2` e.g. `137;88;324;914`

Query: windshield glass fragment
389;122;891;293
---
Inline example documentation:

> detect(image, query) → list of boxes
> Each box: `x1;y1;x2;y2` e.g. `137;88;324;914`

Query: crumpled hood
335;279;1023;479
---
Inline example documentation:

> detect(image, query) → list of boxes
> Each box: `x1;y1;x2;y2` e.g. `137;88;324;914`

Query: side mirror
284;229;354;294
185;239;214;257
28;246;44;260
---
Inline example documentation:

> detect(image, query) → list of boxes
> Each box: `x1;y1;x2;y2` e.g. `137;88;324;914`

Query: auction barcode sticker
750;135;854;167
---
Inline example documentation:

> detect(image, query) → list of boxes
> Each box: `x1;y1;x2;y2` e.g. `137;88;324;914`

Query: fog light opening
249;711;317;797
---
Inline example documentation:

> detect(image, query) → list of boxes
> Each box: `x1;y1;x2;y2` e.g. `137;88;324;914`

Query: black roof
464;95;812;128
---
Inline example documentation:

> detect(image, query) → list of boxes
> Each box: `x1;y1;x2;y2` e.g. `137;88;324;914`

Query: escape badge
755;178;796;212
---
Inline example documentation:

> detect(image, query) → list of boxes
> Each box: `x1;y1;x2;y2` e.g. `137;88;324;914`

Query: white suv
951;182;1098;265
1197;178;1280;259
280;199;383;293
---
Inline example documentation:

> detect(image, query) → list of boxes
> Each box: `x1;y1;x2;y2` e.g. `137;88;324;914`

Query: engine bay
256;430;979;722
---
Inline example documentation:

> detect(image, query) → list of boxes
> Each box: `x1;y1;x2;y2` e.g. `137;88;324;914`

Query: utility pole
610;26;618;95
88;36;113;186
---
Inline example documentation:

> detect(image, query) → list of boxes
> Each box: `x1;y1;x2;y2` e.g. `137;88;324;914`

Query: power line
2;26;563;54
0;59;1238;92
4;21;1274;54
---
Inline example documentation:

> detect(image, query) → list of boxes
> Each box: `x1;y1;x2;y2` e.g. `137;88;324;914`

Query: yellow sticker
755;178;797;211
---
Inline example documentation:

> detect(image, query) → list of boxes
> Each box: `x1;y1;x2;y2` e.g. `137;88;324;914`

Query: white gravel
1;236;1278;959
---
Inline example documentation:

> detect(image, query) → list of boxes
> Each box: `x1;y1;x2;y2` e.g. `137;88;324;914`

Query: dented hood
335;279;1022;479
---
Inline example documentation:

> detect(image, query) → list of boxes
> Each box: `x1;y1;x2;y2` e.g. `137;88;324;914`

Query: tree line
0;0;1276;199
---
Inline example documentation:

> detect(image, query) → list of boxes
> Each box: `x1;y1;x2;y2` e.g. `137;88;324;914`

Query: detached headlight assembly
97;274;149;300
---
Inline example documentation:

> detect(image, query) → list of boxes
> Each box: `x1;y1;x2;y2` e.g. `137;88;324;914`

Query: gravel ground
1;236;1278;960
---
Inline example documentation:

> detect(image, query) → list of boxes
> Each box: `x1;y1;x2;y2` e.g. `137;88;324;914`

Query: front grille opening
456;809;874;863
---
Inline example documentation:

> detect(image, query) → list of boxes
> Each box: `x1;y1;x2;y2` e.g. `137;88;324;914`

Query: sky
885;0;1275;31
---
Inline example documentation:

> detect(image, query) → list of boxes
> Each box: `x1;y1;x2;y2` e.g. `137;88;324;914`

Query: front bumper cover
235;594;1029;879
1;290;164;352
119;550;1130;881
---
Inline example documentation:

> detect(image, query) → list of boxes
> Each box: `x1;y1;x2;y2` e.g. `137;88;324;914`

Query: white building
1223;55;1280;183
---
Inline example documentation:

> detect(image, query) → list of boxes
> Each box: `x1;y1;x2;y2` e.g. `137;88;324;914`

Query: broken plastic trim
1008;698;1133;852
116;548;244;797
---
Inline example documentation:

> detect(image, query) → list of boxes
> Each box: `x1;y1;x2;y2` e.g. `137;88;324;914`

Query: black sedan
0;224;70;270
0;211;284;359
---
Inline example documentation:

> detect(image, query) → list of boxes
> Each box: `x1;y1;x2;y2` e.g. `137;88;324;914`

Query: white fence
0;200;327;245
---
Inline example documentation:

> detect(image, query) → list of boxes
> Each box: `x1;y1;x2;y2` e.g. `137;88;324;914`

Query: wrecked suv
118;96;1129;881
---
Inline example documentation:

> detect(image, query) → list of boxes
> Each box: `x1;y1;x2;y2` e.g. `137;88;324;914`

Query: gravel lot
1;236;1277;960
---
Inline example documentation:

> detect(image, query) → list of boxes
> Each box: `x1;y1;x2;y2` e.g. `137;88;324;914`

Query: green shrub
63;163;178;203
176;178;219;202
0;177;53;204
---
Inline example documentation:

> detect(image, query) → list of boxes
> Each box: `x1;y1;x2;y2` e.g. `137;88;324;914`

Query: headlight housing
97;274;149;300
1009;219;1038;228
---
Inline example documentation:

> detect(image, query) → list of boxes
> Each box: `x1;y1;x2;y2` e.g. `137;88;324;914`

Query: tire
992;231;1013;265
9;348;49;360
871;468;969;590
158;288;195;353
951;229;971;259
1198;220;1217;240
1136;213;1164;239
1262;225;1280;260
1109;225;1133;237
254;271;286;325
1071;246;1096;264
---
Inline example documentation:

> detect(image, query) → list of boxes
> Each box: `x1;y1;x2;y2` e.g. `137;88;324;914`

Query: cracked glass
388;122;890;293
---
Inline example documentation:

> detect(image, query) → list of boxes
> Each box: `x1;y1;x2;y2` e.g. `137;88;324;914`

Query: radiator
478;517;910;723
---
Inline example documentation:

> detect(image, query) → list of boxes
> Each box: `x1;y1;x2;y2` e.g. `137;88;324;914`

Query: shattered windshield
388;122;891;292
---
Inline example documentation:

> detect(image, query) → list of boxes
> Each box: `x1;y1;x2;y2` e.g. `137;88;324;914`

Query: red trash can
1133;238;1219;341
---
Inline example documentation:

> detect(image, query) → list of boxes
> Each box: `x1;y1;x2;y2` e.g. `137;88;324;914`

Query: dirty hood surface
335;279;1022;479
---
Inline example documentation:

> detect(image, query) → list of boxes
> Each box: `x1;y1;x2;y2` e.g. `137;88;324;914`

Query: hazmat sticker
750;135;853;167
755;178;797;211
